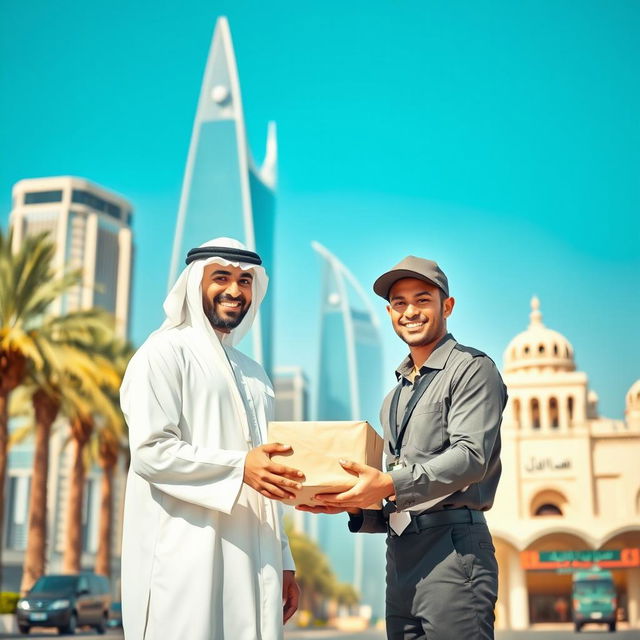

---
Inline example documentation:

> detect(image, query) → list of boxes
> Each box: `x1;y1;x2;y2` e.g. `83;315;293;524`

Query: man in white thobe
120;238;302;639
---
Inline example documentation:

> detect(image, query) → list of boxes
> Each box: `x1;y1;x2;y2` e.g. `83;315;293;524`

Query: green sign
539;550;620;563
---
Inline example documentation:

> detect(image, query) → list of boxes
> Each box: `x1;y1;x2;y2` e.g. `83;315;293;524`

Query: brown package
267;420;384;509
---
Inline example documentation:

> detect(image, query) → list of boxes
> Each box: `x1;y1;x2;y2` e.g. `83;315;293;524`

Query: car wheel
58;611;77;635
574;622;582;632
94;611;108;634
18;624;30;635
608;621;616;632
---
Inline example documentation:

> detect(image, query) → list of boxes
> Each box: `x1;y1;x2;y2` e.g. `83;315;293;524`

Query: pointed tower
169;17;276;375
311;241;386;619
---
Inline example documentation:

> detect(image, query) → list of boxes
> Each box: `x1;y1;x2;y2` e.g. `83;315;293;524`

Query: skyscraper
9;176;133;338
311;241;386;619
168;17;276;375
5;176;133;590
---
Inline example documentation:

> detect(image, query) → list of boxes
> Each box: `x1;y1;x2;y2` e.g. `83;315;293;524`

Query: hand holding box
267;420;384;508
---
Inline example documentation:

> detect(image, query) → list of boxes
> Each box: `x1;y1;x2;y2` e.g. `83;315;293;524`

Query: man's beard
204;294;250;331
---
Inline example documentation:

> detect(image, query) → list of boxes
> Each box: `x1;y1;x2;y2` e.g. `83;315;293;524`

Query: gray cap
373;255;449;300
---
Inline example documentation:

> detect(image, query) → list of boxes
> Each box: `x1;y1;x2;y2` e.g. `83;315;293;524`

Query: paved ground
283;630;640;640
0;626;638;639
284;631;640;640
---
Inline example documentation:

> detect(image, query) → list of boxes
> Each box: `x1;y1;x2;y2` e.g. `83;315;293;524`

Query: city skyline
1;2;638;420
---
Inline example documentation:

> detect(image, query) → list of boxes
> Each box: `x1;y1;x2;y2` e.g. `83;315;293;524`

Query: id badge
386;457;406;472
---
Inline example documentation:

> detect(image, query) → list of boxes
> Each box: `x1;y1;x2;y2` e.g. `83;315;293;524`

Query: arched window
531;398;540;429
513;398;522;429
538;344;545;354
535;504;563;516
565;346;570;357
567;396;574;426
549;397;559;429
553;344;559;355
524;346;530;356
530;489;568;517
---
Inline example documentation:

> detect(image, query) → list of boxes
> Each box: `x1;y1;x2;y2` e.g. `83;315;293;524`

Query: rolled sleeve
392;356;506;511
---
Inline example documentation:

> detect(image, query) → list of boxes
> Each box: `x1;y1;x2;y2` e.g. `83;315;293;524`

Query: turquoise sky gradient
1;1;638;419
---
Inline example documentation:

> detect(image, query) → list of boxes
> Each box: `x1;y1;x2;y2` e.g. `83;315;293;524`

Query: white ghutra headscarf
159;236;268;347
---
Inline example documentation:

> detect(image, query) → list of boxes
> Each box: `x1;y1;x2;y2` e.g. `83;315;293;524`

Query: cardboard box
267;420;384;508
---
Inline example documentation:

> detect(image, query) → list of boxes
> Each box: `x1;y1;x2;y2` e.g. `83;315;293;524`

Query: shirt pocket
403;401;445;455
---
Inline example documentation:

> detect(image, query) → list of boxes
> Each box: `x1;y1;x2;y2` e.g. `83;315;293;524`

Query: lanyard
388;368;441;457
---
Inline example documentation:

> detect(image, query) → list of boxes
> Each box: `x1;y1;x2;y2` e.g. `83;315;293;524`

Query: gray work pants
385;522;498;639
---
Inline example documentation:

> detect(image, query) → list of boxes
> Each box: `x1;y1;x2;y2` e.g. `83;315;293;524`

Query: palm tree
0;228;93;583
12;335;120;591
93;339;132;577
93;417;127;577
61;337;124;575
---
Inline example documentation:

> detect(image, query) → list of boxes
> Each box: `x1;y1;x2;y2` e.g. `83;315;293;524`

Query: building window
72;189;122;220
524;346;530;356
549;397;559;428
567;396;574;426
5;475;31;550
538;344;545;354
553;343;559;355
531;489;568;516
24;190;63;204
531;398;540;429
534;503;563;516
82;477;100;553
513;398;522;429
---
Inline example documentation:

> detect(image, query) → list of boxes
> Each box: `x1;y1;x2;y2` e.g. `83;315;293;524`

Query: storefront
489;298;640;630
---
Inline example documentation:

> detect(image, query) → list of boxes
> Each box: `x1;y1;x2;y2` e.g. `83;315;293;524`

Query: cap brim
373;269;441;300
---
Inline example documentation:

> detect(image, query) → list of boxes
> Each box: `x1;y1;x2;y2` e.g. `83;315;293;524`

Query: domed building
489;297;640;630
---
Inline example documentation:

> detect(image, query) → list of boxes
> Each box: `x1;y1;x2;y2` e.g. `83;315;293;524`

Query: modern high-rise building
4;176;133;591
311;241;386;619
274;366;309;422
168;17;277;376
9;176;133;337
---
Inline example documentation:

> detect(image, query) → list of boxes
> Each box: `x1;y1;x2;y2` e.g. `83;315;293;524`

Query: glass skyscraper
312;241;386;619
168;17;277;375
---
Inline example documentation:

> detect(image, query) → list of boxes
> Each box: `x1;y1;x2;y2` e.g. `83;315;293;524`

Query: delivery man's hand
244;443;304;500
314;459;395;509
295;504;361;515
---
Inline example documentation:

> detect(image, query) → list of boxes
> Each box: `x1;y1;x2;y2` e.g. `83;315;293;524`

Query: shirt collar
395;333;458;381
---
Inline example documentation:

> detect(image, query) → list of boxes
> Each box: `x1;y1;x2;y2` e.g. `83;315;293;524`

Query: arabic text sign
522;455;573;475
521;548;640;571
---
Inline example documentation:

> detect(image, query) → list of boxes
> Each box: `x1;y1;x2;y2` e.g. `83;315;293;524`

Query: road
0;627;638;639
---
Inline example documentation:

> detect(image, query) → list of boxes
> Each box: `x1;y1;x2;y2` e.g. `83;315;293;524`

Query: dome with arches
504;297;575;374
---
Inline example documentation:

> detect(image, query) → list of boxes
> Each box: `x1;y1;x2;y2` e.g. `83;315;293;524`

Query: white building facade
489;297;640;630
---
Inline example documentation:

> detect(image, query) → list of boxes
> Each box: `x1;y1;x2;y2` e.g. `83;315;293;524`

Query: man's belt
387;508;486;537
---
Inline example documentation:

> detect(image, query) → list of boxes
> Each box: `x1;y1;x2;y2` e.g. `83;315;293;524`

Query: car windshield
574;579;614;595
30;576;78;594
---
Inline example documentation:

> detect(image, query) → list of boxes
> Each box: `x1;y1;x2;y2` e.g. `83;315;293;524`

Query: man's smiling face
386;278;453;348
201;263;254;333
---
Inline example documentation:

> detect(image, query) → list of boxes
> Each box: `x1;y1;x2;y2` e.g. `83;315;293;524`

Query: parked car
15;573;111;635
572;568;617;632
107;601;122;628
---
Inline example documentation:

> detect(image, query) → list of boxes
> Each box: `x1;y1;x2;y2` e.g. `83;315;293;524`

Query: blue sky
1;0;638;419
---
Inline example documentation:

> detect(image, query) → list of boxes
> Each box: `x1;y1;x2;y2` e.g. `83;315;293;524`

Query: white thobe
120;325;295;640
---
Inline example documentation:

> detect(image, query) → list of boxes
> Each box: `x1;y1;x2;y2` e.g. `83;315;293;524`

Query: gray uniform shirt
351;333;507;533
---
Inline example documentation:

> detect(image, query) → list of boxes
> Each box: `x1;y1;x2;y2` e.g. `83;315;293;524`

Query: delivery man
300;255;507;640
